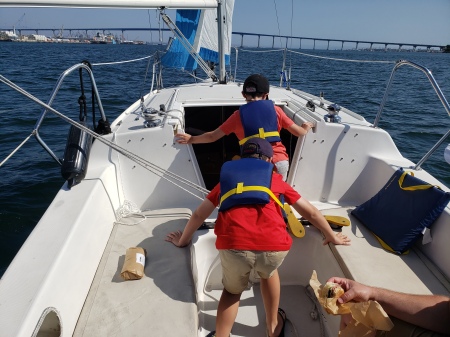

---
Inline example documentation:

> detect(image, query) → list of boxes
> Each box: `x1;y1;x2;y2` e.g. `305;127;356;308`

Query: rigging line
160;12;217;81
139;52;154;99
272;0;282;47
288;0;294;79
0;132;33;167
289;0;294;49
147;9;153;44
116;151;207;201
157;9;163;44
239;48;285;53
287;49;396;64
0;75;210;197
92;54;154;66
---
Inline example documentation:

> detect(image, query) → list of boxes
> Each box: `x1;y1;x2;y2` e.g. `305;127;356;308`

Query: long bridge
1;26;446;51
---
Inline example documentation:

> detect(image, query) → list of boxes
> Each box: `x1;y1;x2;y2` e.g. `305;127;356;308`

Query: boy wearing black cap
176;74;314;180
166;138;350;337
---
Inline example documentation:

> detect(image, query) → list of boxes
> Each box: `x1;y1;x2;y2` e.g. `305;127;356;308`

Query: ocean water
0;43;449;277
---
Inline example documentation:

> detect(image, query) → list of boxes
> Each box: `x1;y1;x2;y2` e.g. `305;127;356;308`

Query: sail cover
162;0;235;72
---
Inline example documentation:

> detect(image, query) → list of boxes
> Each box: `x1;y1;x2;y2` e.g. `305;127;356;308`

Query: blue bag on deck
351;168;450;255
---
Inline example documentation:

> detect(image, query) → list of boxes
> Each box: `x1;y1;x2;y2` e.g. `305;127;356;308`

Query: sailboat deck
73;208;335;337
74;209;198;336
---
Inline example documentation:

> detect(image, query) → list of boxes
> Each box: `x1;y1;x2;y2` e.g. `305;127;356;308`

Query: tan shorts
376;317;449;337
219;249;289;294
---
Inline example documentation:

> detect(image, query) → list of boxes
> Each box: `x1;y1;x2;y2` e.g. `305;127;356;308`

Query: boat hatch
184;104;299;190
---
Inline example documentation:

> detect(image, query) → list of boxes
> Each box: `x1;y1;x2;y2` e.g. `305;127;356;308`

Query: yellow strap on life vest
398;171;441;191
372;233;409;255
238;128;280;145
219;183;284;208
283;203;305;238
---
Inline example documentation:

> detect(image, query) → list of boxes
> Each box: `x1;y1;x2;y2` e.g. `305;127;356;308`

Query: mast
217;0;226;84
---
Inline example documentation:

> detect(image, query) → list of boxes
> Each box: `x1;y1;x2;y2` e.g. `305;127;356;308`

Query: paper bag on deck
120;247;146;280
309;270;394;336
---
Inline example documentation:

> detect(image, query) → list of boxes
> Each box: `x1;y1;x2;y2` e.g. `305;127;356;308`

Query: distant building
27;34;48;42
0;30;18;41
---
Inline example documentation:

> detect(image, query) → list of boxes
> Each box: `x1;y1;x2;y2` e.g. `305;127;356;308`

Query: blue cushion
351;168;450;254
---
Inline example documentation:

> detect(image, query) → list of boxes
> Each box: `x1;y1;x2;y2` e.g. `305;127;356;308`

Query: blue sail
162;0;234;72
161;10;201;71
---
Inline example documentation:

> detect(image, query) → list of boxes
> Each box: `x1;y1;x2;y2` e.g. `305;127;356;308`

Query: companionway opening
184;105;299;190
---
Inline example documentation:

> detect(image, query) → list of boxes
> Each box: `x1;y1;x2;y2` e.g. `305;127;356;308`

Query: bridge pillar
299;38;301;49
258;35;260;48
272;36;275;48
240;34;243;48
341;41;344;50
326;40;329;50
313;39;316;50
398;44;402;52
384;44;387;52
370;43;373;51
356;42;359;50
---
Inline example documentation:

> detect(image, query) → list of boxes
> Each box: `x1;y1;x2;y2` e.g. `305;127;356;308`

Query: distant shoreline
0;39;446;53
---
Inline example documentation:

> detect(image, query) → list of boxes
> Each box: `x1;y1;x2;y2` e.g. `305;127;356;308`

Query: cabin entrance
183;105;299;190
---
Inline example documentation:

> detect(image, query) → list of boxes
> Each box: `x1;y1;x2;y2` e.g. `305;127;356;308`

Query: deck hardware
306;100;315;112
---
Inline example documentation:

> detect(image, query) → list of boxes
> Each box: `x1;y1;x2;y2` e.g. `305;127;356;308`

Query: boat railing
34;62;107;165
374;59;450;170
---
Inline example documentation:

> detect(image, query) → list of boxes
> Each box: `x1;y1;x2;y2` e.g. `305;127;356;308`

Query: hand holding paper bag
310;271;393;336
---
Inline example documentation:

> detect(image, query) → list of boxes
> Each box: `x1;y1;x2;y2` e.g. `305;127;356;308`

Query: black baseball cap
243;74;270;94
241;137;273;159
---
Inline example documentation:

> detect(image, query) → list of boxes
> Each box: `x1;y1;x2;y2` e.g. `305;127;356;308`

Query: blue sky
0;0;449;47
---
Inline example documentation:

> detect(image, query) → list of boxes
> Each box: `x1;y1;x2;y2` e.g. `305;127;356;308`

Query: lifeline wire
92;54;153;66
0;132;33;167
288;49;396;64
0;75;210;201
238;48;396;64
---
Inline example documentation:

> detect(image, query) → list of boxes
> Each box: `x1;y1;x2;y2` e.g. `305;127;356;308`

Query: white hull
1;78;449;336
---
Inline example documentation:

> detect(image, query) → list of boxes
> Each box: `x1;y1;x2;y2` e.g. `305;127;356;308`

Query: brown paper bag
310;270;393;336
120;247;146;280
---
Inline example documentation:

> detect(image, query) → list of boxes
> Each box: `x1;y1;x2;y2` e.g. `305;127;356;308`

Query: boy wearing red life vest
175;74;314;180
166;138;350;337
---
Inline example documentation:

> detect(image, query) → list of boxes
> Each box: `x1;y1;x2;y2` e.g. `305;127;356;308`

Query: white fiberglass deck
74;208;336;337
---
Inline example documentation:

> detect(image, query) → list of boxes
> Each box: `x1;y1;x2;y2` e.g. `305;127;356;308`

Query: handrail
34;62;107;165
374;59;450;170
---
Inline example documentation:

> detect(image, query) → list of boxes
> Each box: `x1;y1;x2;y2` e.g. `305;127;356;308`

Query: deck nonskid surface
74;208;197;337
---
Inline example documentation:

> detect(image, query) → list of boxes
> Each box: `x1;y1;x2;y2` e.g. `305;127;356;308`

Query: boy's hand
323;232;351;246
165;230;190;247
175;133;192;144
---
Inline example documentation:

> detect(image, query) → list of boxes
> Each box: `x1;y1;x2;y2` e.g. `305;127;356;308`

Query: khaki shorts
219;249;289;294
